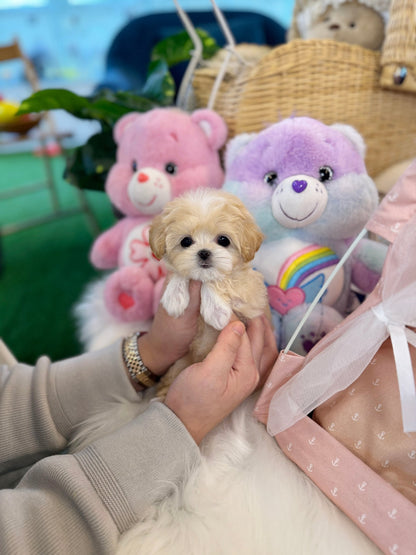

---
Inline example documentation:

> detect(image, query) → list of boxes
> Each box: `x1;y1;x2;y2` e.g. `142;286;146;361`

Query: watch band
122;332;160;389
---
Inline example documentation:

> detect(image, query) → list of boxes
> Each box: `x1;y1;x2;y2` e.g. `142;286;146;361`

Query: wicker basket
192;0;416;179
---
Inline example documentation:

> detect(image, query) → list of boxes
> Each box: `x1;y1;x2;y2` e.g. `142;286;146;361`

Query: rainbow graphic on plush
278;244;339;290
267;244;340;316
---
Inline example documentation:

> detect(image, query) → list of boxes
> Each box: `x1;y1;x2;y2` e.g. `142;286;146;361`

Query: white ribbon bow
267;228;416;436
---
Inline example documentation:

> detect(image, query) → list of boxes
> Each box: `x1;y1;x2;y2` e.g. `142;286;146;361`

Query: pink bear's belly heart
118;292;135;309
268;286;305;315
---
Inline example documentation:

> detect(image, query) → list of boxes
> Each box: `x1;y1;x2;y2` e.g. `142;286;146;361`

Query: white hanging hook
173;0;203;109
210;0;236;50
207;0;249;110
207;0;235;110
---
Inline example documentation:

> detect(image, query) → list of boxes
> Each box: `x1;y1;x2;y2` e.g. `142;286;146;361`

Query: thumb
203;321;245;376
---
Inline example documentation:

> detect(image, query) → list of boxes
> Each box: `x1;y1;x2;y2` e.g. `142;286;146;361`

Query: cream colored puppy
149;188;271;396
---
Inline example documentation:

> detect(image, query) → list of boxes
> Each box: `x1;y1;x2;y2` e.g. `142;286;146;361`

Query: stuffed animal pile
75;107;227;351
76;109;386;355
223;116;387;354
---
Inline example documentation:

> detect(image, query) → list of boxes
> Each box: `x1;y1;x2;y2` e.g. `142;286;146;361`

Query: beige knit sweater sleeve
0;341;200;554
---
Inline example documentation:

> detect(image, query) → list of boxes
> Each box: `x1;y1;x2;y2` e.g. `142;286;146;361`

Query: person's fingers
263;315;278;354
232;331;260;389
203;321;245;377
246;317;265;368
186;280;202;312
256;315;279;387
159;273;171;294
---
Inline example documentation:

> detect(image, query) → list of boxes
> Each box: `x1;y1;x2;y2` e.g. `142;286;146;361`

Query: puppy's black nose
198;249;211;261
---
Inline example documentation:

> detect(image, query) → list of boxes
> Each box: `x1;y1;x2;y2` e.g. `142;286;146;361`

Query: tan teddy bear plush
288;0;390;50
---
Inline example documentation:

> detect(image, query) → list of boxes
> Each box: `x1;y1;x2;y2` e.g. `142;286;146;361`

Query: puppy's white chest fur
161;276;230;330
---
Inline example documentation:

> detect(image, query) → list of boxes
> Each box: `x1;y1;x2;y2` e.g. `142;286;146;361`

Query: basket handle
380;0;416;93
173;0;203;109
173;0;253;110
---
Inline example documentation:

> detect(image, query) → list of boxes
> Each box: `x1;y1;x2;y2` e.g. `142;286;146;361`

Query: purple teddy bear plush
223;116;387;354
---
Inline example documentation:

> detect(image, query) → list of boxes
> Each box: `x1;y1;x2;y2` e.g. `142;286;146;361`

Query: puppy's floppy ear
240;220;264;262
149;213;167;260
226;194;264;262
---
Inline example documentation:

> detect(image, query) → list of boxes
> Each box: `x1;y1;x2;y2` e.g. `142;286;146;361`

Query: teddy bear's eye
319;166;334;182
180;236;193;248
349;21;356;28
217;235;230;248
165;162;177;175
263;171;278;186
131;160;137;172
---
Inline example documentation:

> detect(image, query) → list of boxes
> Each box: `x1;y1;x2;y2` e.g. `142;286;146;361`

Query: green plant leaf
141;60;175;105
64;130;116;191
91;89;158;113
151;28;219;67
17;89;90;119
17;88;158;127
86;98;132;127
199;29;219;60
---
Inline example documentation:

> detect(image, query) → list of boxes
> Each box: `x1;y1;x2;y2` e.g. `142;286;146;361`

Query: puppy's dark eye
319;166;334;182
349;21;356;28
217;235;230;247
263;171;278;186
165;162;177;175
131;160;137;172
180;236;193;248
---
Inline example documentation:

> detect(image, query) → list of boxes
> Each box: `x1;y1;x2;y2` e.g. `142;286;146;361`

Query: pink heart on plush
118;292;135;309
268;286;305;315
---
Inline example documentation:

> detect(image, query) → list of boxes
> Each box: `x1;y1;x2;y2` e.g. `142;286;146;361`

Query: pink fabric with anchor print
255;346;416;553
255;160;416;554
314;339;416;505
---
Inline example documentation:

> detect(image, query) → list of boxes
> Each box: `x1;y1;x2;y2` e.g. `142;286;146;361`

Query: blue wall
0;0;294;95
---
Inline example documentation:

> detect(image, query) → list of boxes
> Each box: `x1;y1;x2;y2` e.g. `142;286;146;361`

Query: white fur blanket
72;395;380;555
74;279;379;553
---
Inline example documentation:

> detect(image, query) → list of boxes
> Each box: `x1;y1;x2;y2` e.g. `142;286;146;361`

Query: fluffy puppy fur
149;188;271;396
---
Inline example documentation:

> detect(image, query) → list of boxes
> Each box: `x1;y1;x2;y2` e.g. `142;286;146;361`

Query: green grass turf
0;151;115;364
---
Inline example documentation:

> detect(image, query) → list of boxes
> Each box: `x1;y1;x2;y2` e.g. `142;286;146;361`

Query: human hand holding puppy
130;276;276;383
165;315;277;445
126;270;277;444
136;279;202;379
125;187;277;442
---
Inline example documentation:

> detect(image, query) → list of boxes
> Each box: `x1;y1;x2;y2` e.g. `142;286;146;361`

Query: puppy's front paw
209;306;232;330
201;285;232;330
161;275;190;317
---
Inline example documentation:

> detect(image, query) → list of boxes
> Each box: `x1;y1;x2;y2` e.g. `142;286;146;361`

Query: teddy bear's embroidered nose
292;179;307;193
138;172;149;183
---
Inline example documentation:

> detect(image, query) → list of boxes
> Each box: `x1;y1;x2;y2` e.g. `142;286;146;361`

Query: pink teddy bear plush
89;107;227;322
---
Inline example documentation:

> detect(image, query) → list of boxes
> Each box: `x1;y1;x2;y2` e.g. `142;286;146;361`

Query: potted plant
17;29;218;192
